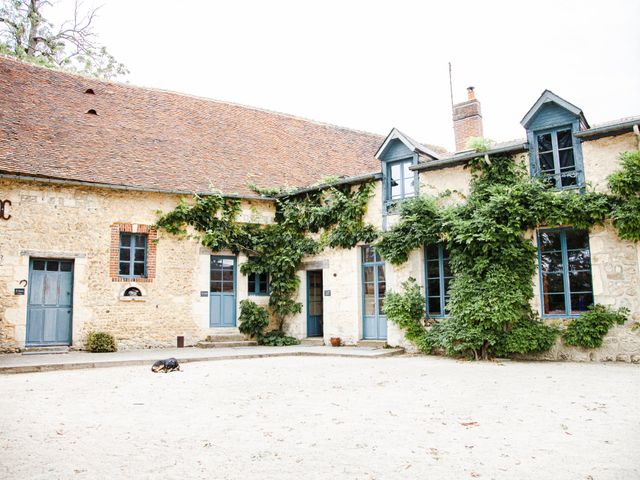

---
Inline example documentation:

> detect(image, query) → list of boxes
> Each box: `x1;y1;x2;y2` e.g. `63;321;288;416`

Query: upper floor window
534;127;581;189
119;232;147;278
538;228;593;317
386;158;416;202
424;244;453;317
248;258;269;295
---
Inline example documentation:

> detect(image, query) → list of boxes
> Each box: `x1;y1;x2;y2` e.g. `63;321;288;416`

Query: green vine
156;182;377;331
376;150;639;359
562;304;629;349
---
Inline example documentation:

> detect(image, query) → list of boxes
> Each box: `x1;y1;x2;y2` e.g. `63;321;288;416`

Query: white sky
54;0;640;150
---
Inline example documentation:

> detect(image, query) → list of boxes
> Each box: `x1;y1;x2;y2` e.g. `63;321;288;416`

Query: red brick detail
452;97;483;152
109;223;157;282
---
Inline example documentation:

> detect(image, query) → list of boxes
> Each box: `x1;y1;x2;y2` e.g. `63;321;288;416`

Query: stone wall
0;179;275;351
2;131;639;360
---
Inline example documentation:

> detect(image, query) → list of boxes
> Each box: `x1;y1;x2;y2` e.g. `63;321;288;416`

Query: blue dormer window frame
528;122;585;190
383;154;419;211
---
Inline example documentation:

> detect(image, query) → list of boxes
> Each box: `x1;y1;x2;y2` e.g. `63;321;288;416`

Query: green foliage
466;137;493;152
238;300;269;340
383;278;431;352
562;304;629;349
259;329;300;346
85;331;117;353
0;0;128;79
608;151;640;241
496;316;560;356
608;151;640;197
375;196;444;264
157;183;376;332
377;151;639;359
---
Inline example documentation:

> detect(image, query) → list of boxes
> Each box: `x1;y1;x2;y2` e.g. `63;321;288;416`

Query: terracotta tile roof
0;56;385;198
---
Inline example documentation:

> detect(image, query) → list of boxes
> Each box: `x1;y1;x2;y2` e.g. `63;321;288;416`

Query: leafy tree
0;0;127;79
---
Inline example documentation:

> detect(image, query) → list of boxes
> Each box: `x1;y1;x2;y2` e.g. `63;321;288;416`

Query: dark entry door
307;270;323;337
26;259;73;346
210;256;236;327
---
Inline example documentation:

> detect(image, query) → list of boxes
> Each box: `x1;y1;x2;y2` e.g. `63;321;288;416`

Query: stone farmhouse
1;56;639;361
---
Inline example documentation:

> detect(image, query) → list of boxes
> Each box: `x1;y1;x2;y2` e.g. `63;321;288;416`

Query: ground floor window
424;244;453;317
247;258;269;295
119;232;147;278
538;228;593;316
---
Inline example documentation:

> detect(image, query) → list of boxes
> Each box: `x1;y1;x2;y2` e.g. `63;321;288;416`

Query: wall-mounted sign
14;288;25;295
200;291;209;297
324;290;331;297
0;200;11;220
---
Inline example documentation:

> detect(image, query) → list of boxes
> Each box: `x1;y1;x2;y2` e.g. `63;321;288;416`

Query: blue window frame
118;233;147;278
386;158;417;202
424;244;453;317
538;228;593;317
248;258;269;296
533;126;583;189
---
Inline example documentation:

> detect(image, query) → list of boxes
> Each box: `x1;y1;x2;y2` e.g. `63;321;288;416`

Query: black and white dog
151;357;181;373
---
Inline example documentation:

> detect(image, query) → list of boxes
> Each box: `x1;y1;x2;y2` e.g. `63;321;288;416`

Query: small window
84;88;95;94
119;233;148;278
86;109;98;115
424;244;453;317
124;287;142;297
538;229;593;316
247;257;269;295
534;128;580;188
386;158;416;202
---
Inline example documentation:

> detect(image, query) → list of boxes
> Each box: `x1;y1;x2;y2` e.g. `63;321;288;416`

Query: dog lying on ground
151;357;181;373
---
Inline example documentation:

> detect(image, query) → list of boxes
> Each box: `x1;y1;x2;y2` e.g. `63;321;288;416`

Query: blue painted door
26;259;73;346
210;256;236;327
307;270;323;337
362;247;387;340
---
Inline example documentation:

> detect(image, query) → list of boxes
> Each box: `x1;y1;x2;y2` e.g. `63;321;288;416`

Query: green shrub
562;304;629;349
383;278;432;352
238;300;269;340
85;331;117;352
496;316;560;356
259;329;300;346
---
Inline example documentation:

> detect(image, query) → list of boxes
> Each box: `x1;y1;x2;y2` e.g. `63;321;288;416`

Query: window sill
119;295;146;302
248;293;270;297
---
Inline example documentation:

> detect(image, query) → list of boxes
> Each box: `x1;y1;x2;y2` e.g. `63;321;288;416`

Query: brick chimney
452;86;483;152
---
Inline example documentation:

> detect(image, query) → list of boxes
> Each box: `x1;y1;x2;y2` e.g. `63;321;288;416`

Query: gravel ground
0;355;638;480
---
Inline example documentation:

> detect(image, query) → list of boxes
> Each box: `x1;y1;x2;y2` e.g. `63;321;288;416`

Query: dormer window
521;90;589;190
375;129;441;213
387;158;416;201
534;127;579;188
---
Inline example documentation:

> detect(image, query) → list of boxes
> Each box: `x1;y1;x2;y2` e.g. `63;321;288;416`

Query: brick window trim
109;223;157;282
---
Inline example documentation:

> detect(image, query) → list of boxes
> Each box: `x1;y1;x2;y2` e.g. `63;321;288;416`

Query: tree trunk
480;341;489;361
26;0;41;55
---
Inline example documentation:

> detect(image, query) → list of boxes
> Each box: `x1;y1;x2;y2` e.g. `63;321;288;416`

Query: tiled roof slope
0;56;384;197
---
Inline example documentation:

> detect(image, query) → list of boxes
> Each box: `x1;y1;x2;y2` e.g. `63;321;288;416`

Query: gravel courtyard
1;355;638;480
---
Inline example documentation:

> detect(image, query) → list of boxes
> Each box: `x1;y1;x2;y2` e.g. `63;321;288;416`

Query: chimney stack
452;86;483;152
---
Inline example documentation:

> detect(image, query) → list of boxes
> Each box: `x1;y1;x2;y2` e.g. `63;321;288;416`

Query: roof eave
0;171;273;201
575;118;640;141
278;172;382;198
411;142;528;172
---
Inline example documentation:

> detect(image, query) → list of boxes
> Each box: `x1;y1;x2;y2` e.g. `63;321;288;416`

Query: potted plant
330;337;341;347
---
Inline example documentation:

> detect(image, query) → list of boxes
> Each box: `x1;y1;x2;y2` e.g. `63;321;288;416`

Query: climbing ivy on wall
156;183;377;331
376;150;640;360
